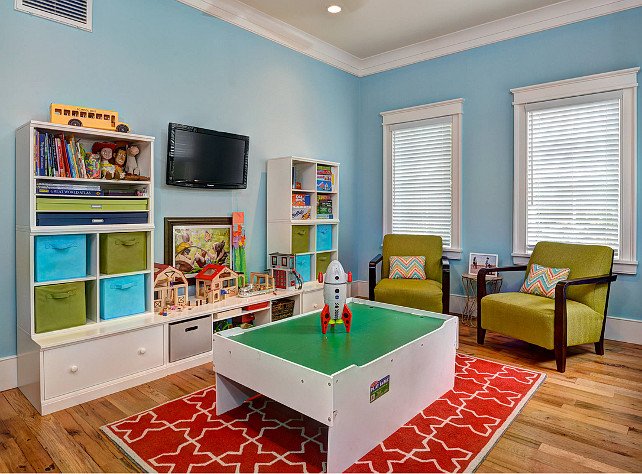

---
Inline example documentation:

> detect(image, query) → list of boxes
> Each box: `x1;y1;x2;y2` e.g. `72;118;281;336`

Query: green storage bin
292;226;310;254
100;231;147;274
34;282;86;333
317;252;333;275
36;197;148;211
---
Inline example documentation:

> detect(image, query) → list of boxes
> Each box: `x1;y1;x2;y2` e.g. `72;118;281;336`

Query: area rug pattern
101;354;545;473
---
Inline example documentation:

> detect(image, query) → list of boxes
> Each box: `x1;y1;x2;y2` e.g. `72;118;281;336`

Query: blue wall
357;7;642;320
0;0;359;358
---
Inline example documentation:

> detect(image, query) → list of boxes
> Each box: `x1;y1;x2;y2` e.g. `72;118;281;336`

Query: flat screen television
166;123;249;189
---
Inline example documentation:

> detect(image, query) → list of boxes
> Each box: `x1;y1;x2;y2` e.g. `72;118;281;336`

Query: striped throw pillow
520;263;570;299
389;256;426;280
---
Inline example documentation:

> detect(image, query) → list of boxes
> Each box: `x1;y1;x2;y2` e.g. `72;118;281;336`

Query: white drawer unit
302;288;324;313
169;315;212;363
43;325;164;399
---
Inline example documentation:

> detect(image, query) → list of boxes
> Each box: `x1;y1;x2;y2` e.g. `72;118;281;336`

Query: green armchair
477;241;617;372
369;234;450;314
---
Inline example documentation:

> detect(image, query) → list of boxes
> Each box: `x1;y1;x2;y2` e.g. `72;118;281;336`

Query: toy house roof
195;264;236;281
154;263;188;285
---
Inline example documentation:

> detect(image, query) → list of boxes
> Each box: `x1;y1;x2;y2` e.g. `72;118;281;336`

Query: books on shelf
33;130;93;179
317;195;333;219
36;182;104;196
317;165;334;192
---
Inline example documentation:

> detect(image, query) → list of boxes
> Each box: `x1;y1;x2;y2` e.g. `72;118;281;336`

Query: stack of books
37;183;104;196
292;193;311;220
317;195;333;219
33;130;91;178
317;165;333;191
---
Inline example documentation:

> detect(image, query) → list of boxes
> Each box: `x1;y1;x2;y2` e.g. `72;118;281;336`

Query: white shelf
291;219;339;224
35;176;150;185
33;275;97;287
36;194;148;199
29;223;154;234
99;270;152;280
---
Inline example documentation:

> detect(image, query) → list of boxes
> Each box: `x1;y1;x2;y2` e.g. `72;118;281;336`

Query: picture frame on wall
469;252;498;276
164;217;232;278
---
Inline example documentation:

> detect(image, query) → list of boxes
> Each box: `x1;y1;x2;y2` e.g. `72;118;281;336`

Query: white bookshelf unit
267;156;340;311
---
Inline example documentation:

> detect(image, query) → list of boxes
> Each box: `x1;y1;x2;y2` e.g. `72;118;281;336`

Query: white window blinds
391;117;453;246
525;93;621;256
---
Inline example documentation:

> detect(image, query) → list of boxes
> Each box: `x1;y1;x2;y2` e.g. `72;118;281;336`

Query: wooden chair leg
595;338;605;355
477;327;486;344
554;344;567;372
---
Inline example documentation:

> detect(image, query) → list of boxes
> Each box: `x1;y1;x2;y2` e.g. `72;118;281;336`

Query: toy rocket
318;260;352;334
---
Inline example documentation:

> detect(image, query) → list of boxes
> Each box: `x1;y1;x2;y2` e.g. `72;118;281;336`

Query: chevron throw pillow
520;263;570;299
389;256;426;280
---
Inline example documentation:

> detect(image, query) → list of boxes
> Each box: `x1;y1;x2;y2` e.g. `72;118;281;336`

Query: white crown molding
176;0;362;75
178;0;642;77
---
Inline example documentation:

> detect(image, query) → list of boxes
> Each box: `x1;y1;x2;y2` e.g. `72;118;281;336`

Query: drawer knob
70;365;78;373
138;348;147;355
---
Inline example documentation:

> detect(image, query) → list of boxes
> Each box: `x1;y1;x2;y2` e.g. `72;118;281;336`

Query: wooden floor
1;325;641;473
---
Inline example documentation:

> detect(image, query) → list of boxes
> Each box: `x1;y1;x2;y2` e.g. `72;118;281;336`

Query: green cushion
374;277;442;313
528;241;613;313
382;234;443;283
482;292;604;350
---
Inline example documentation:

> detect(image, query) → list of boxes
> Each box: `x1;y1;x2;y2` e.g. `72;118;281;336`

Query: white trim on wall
177;0;642;77
0;355;18;392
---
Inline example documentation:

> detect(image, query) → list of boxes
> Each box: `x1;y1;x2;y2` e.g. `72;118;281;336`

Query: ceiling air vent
15;0;92;32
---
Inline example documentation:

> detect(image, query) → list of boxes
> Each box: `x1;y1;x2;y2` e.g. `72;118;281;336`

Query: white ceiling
237;0;567;58
179;0;642;75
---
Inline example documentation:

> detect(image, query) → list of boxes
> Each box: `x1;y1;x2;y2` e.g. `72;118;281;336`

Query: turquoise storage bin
295;254;311;282
35;234;87;282
100;274;146;320
316;225;332;251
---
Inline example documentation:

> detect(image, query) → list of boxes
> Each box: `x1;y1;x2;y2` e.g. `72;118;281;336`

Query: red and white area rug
101;354;545;473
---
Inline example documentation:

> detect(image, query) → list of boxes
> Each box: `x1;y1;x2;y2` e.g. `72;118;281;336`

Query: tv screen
166;123;249;189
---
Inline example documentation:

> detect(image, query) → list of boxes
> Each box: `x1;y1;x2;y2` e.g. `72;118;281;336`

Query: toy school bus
50;103;130;133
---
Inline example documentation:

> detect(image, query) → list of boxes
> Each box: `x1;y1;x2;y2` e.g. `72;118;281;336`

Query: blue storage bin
35;234;87;282
316;225;333;251
100;274;146;320
295;254;311;282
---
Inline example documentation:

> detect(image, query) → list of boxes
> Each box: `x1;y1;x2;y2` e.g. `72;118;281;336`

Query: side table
461;272;503;327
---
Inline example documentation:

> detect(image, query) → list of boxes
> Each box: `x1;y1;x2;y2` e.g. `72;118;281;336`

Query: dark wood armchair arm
476;265;527;344
554;273;617;372
442;256;450;314
369;253;383;300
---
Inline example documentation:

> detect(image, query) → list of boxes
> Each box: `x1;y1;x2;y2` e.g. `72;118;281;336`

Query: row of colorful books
317;195;333;219
33;130;90;178
317;165;334;192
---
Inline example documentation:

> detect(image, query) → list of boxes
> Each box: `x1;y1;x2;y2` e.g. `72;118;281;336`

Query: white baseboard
350;280;369;298
0;355;18;392
604;316;642;345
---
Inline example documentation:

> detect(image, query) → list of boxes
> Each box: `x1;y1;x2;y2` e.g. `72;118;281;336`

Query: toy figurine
111;146;127;179
125;144;140;175
84;153;101;179
318;260;352;334
92;142;118;179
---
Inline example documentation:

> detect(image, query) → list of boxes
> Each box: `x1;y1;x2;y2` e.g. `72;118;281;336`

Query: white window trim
381;98;463;259
511;68;639;274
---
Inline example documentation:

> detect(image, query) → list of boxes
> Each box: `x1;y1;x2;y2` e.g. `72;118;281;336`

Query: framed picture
469;252;499;276
164;217;232;278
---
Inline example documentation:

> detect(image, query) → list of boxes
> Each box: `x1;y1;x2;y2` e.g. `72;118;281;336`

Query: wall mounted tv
166;123;249;189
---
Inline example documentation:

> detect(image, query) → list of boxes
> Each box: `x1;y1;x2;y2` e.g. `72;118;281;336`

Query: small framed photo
469;253;499;275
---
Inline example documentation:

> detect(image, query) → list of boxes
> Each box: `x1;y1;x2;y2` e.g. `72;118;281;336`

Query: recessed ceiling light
327;5;342;13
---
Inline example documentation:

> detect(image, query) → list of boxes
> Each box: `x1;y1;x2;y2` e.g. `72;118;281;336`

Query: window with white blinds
525;94;621;256
382;99;462;257
512;68;638;274
390;118;453;246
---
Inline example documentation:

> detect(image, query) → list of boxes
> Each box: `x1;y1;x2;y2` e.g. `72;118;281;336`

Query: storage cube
295;254;311;282
100;232;147;274
37;212;148;226
317;252;333;276
35;234;87;282
36;197;148;211
291;226;310;254
34;282;86;333
100;274;146;320
316;225;332;252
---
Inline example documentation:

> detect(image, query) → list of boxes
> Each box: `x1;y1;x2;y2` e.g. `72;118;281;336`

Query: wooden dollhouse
194;265;244;303
153;264;189;312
